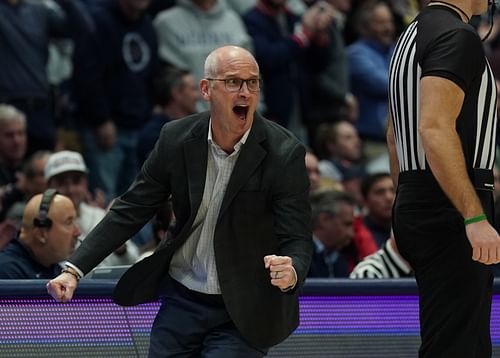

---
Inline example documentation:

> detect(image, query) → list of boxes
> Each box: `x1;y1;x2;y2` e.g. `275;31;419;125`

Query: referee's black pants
394;173;493;358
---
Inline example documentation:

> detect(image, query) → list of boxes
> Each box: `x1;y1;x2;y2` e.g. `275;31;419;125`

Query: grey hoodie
154;0;252;90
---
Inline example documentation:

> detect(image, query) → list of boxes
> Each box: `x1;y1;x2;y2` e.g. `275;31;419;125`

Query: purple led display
297;296;421;335
1;295;500;357
0;298;157;344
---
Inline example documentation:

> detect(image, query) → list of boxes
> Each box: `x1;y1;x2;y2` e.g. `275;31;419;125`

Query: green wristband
464;214;487;226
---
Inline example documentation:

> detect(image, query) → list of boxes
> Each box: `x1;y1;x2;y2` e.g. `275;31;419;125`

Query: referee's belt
399;168;494;192
472;168;494;192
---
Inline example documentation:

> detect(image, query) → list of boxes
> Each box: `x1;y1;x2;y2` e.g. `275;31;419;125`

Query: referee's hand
466;220;500;265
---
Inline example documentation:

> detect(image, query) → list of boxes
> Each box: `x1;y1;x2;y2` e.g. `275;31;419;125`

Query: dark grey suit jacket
69;111;312;348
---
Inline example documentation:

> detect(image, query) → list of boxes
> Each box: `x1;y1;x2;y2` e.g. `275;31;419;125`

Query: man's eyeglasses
206;78;262;92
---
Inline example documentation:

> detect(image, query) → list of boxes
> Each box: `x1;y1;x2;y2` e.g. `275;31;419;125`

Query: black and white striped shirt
350;239;412;279
388;5;497;173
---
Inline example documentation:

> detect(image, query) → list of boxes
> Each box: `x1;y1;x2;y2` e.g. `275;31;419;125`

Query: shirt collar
208;117;251;152
313;235;340;263
313;235;325;252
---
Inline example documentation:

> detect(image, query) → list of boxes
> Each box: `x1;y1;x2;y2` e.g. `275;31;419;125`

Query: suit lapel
184;115;209;221
218;115;267;217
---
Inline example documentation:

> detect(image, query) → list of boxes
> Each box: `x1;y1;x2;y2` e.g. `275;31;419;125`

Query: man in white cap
45;151;139;266
45;151;100;239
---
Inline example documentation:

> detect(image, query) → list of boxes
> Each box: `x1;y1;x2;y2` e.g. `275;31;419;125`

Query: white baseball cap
44;150;88;180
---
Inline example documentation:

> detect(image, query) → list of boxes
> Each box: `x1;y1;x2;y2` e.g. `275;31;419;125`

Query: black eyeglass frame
205;78;262;92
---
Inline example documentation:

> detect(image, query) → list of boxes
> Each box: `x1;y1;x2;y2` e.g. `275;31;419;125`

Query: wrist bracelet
464;214;487;226
61;267;81;282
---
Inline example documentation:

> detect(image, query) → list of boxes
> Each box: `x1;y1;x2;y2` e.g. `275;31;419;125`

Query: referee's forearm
420;126;483;219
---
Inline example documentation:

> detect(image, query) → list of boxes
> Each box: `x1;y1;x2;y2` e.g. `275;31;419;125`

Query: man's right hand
46;273;78;303
302;1;335;34
466;220;500;265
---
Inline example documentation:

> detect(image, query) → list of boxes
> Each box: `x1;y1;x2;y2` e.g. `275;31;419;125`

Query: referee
387;1;500;357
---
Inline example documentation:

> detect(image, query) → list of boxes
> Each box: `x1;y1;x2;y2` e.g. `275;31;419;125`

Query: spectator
22;151;52;198
74;0;159;202
350;232;412;278
154;0;251;111
308;189;376;277
305;151;322;192
348;0;395;159
243;0;335;133
0;150;50;251
0;190;80;279
137;67;198;164
305;0;358;145
360;172;394;247
44;150;139;266
0;0;90;155
0;105;28;186
316;120;363;182
0;151;52;223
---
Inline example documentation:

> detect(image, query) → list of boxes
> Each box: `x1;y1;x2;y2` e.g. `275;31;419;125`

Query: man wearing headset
0;190;81;279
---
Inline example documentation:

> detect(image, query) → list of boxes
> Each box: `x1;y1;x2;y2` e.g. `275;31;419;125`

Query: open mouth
233;105;248;120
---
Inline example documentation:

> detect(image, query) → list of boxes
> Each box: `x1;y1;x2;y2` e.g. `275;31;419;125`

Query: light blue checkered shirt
169;119;250;294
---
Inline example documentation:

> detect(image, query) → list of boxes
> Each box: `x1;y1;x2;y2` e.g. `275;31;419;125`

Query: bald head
204;46;259;79
20;192;80;267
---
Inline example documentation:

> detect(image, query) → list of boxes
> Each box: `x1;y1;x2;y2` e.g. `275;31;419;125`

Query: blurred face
45;197;80;263
49;172;87;208
0;118;27;165
332;122;361;161
200;48;260;145
320;202;354;251
175;74;199;116
364;176;395;222
25;156;49;197
305;152;321;191
367;4;395;47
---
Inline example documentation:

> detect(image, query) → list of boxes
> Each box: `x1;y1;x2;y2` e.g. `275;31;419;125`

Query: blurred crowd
1;0;500;279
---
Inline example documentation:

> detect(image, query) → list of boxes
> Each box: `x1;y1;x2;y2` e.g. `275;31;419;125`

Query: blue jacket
137;112;172;165
0;0;91;98
0;239;61;279
74;0;158;129
243;5;327;127
348;39;394;141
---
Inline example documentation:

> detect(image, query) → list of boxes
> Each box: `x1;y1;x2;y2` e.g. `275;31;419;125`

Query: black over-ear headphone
33;189;57;228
